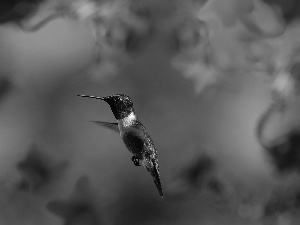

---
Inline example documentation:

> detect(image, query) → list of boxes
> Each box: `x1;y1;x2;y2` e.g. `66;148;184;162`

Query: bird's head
78;94;134;120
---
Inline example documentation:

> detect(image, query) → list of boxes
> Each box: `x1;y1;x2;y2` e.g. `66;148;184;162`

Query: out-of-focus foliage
1;0;300;225
0;0;46;24
16;144;68;193
1;0;154;81
171;0;287;95
47;176;103;225
262;0;300;23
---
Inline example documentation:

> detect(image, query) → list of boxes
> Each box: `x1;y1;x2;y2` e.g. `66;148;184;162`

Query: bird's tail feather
150;160;163;198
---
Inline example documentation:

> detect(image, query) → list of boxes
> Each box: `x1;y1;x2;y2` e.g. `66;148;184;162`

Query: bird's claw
131;156;141;166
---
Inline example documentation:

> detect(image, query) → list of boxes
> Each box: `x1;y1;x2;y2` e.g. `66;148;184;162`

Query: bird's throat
119;111;137;128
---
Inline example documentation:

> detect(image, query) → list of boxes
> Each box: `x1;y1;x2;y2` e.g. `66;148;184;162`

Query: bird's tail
149;159;163;198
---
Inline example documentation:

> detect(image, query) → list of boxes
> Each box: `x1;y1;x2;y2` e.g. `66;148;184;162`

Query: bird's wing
126;123;163;197
89;121;119;132
149;158;163;197
127;123;153;147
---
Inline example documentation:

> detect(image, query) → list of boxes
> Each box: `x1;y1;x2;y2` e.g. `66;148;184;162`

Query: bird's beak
77;94;105;100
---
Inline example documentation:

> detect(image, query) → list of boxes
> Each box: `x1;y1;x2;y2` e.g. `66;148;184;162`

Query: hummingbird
77;94;163;197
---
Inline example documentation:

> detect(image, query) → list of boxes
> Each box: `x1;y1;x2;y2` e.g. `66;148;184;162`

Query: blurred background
1;0;300;224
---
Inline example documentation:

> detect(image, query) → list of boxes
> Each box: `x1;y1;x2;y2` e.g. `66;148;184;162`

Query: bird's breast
121;129;145;155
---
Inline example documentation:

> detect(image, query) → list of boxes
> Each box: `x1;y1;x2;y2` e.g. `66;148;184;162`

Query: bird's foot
131;156;141;166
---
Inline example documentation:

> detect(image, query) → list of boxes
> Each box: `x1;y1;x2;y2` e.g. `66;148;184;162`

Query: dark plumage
78;94;163;197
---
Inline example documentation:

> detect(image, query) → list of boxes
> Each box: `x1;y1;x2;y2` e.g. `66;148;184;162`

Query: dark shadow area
0;0;45;25
47;176;102;225
266;131;300;173
16;144;68;193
